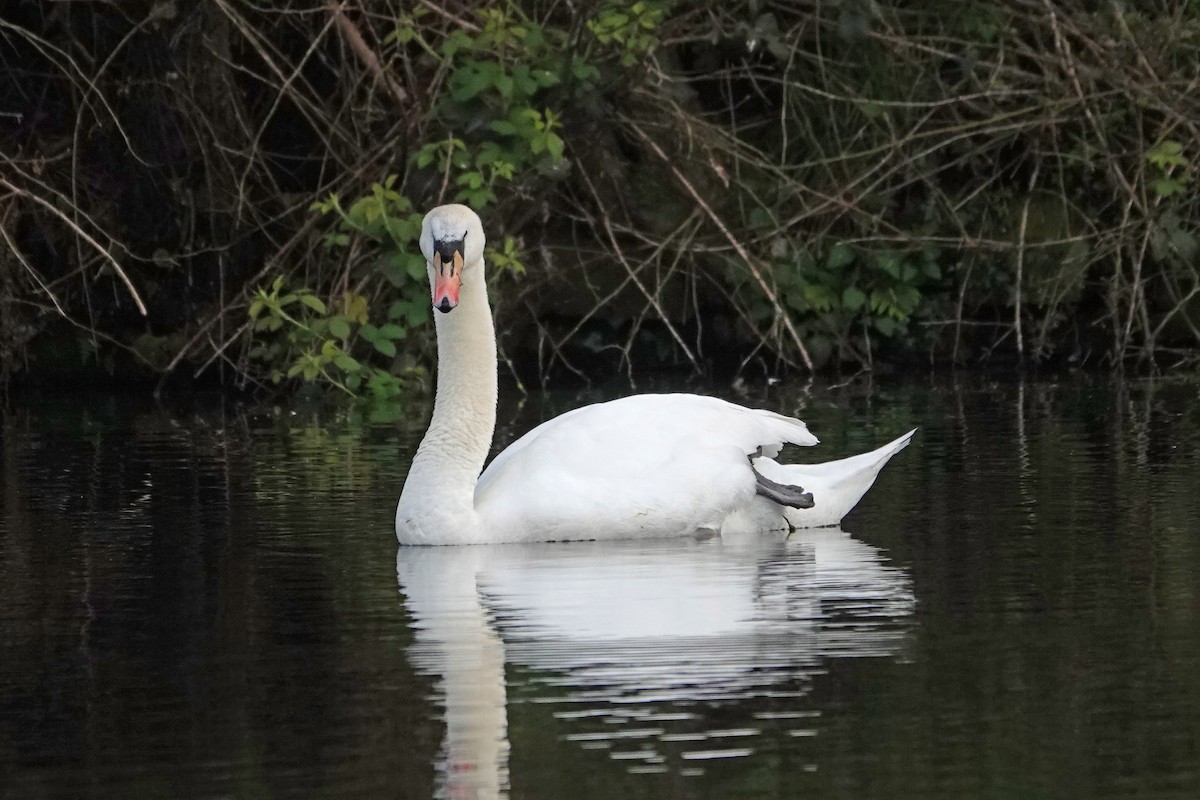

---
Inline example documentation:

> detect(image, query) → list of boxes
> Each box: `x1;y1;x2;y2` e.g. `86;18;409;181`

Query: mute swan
396;204;914;545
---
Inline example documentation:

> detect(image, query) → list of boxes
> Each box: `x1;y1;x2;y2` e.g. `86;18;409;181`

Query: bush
2;1;1198;395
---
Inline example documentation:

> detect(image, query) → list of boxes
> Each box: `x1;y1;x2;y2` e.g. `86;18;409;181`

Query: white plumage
395;205;914;545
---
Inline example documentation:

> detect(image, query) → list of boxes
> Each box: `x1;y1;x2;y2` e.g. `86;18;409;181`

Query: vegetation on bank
2;1;1198;399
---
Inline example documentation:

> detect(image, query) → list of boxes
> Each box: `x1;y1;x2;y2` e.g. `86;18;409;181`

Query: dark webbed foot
751;463;815;509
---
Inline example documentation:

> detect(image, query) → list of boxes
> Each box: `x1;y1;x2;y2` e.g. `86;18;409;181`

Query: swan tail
757;429;916;528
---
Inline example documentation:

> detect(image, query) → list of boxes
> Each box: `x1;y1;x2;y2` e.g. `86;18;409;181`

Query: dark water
2;374;1199;799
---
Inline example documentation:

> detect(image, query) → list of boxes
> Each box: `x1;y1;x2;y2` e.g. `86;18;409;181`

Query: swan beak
431;241;464;314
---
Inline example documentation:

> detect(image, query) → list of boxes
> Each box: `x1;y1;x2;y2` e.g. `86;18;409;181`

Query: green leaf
571;59;600;83
858;102;886;119
333;354;361;372
874;252;903;278
1152;177;1188;198
406;253;427;281
378;323;407;340
450;64;492;101
248;298;264;319
825;244;854;270
803;283;834;312
1145;140;1187;169
842;286;867;310
329;316;351;339
373;338;397;358
494;73;513;99
299;294;327;314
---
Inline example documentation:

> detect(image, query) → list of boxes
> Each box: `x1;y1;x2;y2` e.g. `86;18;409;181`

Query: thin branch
1;177;147;316
626;119;814;371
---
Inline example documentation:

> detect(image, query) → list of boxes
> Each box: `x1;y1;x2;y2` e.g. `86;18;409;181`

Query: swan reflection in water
396;529;915;798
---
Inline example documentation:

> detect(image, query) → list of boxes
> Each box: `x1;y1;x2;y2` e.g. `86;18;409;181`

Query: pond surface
2;374;1199;798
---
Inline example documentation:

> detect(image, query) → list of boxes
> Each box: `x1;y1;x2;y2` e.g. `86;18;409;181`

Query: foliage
3;0;1200;394
247;275;416;402
403;4;578;209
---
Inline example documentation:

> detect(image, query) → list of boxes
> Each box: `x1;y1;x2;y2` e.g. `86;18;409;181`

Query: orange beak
432;248;464;313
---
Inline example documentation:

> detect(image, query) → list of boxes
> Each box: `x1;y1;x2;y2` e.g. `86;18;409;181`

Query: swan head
420;204;486;314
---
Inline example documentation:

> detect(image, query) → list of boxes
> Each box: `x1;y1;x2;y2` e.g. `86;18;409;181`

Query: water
2;374;1199;798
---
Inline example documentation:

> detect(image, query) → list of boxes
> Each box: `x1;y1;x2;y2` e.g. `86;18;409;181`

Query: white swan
396;204;915;545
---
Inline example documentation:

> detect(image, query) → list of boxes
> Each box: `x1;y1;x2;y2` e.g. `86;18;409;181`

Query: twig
0;219;67;318
1013;161;1040;360
574;170;702;372
325;1;409;106
437;132;454;205
193;319;252;380
1;177;147;316
625;119;814;371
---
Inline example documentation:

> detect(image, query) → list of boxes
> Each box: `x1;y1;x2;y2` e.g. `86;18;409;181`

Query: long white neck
396;271;497;544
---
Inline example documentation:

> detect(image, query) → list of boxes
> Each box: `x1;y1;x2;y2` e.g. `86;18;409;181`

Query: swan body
395;204;914;545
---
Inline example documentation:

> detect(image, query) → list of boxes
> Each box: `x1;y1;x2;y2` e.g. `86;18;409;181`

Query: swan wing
473;394;817;541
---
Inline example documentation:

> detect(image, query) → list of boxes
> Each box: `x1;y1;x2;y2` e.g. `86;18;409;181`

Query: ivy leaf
373;338;397;358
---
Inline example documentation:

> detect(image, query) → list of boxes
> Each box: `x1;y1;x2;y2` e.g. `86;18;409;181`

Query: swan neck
398;272;496;542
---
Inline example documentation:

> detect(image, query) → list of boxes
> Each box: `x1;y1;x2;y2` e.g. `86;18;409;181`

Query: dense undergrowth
2;0;1198;401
